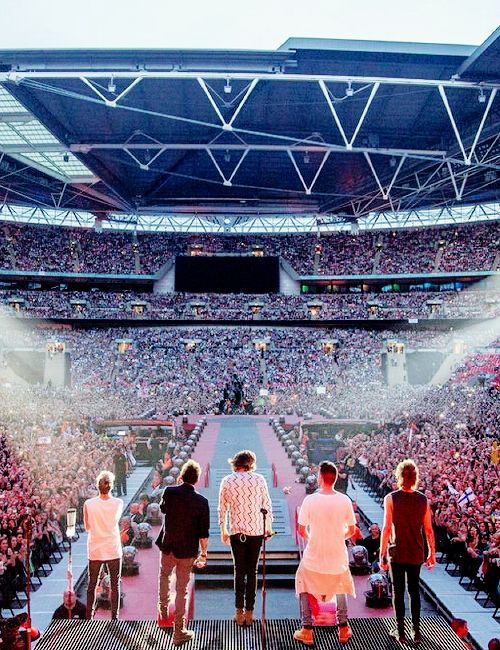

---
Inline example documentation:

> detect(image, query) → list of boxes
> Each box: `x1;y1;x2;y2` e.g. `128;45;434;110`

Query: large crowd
1;287;499;321
1;220;498;276
1;323;498;425
0;416;117;606
343;382;500;599
0;214;499;632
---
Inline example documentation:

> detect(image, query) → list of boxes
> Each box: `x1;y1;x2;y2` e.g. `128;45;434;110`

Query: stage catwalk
35;617;464;649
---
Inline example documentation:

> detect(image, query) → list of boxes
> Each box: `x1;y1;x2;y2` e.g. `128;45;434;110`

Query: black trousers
390;562;422;633
229;534;263;611
87;558;122;618
114;474;127;497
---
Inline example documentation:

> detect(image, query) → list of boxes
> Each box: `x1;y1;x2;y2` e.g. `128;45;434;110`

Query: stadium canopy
0;28;499;232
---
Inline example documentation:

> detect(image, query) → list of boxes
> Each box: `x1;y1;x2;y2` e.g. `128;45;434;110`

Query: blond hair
96;470;115;494
395;459;419;490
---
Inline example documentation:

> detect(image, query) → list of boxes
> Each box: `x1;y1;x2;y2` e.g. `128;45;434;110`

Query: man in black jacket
156;459;209;646
360;523;381;567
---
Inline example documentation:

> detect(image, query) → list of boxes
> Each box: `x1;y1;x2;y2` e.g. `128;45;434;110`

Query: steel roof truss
227;79;258;128
124;146;165;172
446;161;465;201
80;76;143;108
466;88;497;165
227;149;249;184
51;183;67;208
80;77;110;104
7;70;498;91
206;147;231;185
287;149;330;196
350;82;380;149
385;155;407;198
438;84;470;165
318;79;349;147
197;77;258;131
363;153;385;198
205;148;250;186
144;147;165;169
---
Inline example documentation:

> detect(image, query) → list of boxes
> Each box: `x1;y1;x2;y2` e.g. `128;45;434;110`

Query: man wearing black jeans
218;450;273;626
380;459;436;644
84;471;123;620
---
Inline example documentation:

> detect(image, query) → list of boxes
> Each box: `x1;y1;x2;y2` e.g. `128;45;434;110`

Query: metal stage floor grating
35;616;464;650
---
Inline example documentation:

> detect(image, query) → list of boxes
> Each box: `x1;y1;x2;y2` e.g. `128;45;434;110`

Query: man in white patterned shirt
218;450;273;626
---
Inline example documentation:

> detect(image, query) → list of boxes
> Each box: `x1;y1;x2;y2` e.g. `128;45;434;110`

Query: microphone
66;508;77;539
260;508;268;515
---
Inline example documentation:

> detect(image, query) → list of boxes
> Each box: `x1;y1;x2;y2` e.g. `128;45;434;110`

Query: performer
156;459;209;646
84;471;123;620
113;445;128;497
218;450;273;626
294;460;356;646
380;458;436;644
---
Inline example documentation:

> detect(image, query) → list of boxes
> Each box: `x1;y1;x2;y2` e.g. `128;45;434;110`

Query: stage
35;617;464;649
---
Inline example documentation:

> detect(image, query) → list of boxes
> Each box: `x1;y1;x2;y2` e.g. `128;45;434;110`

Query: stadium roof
0;29;499;230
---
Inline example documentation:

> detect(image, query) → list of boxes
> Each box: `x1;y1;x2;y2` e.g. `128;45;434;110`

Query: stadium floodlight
478;89;486;103
108;76;116;94
224;78;232;94
346;81;354;97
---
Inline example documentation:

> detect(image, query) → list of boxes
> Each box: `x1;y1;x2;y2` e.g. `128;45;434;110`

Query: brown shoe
173;628;195;646
339;623;352;644
293;627;314;646
234;608;245;626
245;610;254;625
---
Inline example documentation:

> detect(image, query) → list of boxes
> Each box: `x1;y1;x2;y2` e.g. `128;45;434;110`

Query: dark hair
230;450;256;472
181;460;201;485
319;460;337;486
395;458;419;490
488;639;500;650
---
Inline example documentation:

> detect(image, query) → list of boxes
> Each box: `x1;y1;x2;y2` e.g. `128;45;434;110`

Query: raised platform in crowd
34;616;465;650
348;479;499;650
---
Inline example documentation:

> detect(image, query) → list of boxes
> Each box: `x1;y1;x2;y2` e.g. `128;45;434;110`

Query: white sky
1;0;499;50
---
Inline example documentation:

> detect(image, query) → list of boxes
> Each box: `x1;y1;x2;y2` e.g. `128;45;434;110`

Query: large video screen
175;256;280;294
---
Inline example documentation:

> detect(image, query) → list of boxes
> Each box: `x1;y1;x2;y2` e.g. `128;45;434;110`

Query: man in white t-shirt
84;471;123;620
294;461;356;646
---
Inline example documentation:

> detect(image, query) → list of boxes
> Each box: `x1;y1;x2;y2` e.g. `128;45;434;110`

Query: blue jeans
299;592;348;626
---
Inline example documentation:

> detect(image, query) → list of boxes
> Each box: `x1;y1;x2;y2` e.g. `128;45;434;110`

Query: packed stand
0;412;122;610
342;384;500;603
1;220;499;277
1;322;496;422
1;288;499;321
451;351;500;384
